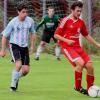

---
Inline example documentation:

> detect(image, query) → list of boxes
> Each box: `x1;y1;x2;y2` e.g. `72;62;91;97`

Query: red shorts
61;46;91;66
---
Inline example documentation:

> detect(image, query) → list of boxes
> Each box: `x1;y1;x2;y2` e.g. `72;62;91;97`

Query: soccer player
54;1;100;95
0;4;36;91
35;6;61;60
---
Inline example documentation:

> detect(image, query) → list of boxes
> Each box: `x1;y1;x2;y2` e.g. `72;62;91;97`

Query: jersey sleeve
36;18;45;31
81;21;89;37
1;20;13;38
29;19;36;33
56;15;60;22
55;17;66;36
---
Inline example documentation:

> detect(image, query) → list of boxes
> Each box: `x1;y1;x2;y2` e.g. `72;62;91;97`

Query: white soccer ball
88;85;100;97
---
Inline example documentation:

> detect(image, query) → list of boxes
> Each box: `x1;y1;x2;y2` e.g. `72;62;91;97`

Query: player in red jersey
54;1;100;95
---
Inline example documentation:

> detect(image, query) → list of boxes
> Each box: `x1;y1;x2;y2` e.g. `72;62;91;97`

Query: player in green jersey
35;6;61;60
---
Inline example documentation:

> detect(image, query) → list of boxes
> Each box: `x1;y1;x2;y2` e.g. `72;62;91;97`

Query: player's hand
67;40;75;45
0;50;6;57
96;43;100;48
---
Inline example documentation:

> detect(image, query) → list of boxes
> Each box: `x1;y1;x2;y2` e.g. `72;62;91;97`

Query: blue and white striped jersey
2;16;36;47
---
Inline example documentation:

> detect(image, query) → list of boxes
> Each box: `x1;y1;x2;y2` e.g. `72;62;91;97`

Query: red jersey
55;16;89;47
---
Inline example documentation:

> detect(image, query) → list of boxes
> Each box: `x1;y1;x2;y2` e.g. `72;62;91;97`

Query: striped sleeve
1;20;13;37
29;18;36;33
55;17;68;36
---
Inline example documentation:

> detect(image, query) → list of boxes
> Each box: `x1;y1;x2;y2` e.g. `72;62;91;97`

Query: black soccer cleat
57;57;61;61
10;79;19;92
11;59;14;63
74;87;88;95
10;87;17;92
35;57;39;60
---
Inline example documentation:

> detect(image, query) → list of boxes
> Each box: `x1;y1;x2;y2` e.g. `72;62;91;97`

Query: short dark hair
17;4;28;12
71;1;83;10
47;6;55;10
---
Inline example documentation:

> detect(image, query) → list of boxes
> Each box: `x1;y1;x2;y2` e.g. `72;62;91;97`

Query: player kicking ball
54;1;100;95
0;4;36;92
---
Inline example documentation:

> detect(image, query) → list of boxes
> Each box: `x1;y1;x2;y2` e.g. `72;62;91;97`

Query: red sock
74;71;82;90
86;74;94;90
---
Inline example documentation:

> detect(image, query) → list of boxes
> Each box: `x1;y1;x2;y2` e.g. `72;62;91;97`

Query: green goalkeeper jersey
36;15;60;32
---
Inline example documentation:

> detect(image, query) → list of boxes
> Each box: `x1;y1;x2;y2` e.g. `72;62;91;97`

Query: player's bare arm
54;34;75;45
30;33;36;53
0;36;7;57
85;35;100;48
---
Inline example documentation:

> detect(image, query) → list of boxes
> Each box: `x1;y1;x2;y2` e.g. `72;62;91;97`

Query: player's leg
62;47;88;95
52;36;61;60
74;59;89;95
9;44;22;91
62;47;84;89
55;44;61;60
80;50;94;90
74;58;85;89
35;32;51;60
85;62;94;90
13;47;30;91
35;41;46;60
20;47;30;77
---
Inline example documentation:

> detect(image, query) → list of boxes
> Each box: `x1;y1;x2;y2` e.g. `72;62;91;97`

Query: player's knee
23;71;29;76
76;58;85;67
22;70;29;76
40;41;45;47
15;61;22;70
22;67;30;76
85;62;94;73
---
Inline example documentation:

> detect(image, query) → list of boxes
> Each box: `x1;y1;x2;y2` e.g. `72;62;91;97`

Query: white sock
35;45;44;57
55;46;61;58
18;71;23;78
11;70;19;88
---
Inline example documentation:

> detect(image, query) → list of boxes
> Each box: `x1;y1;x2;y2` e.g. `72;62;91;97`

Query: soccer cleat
57;57;61;61
11;59;14;63
10;87;17;92
34;57;39;60
10;79;19;92
74;87;88;95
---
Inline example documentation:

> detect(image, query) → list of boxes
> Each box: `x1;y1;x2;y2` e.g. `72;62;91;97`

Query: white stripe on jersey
63;48;80;62
9;44;15;62
59;16;69;28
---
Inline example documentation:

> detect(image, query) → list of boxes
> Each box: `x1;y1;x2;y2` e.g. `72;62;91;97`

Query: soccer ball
88;85;100;97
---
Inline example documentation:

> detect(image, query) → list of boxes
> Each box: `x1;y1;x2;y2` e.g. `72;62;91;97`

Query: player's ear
71;9;73;13
17;10;19;14
17;11;20;15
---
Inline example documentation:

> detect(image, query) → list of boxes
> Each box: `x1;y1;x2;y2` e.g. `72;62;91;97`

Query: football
88;85;100;97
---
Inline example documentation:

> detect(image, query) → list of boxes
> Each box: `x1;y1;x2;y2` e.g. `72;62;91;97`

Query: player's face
72;7;82;19
48;8;55;18
18;9;28;20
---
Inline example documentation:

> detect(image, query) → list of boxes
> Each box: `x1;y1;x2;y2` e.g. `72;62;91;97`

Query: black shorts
41;31;57;43
10;43;30;65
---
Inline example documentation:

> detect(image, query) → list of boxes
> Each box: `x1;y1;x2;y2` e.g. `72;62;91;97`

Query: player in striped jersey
0;4;36;91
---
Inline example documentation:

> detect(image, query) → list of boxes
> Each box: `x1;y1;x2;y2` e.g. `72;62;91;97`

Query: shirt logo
70;25;73;28
77;28;81;33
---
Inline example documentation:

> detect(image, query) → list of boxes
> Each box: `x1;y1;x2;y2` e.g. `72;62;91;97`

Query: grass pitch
0;54;100;100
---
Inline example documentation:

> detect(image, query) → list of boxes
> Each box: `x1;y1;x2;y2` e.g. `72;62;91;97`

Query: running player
0;4;36;91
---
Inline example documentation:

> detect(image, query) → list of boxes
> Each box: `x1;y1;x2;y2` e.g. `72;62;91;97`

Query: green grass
0;53;100;100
